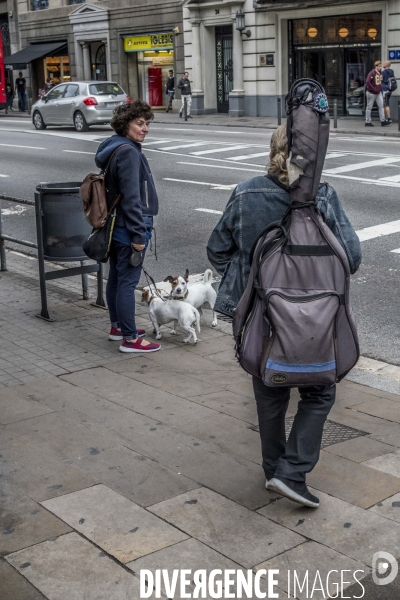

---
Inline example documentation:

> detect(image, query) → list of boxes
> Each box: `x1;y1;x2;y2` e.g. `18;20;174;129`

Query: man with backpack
207;117;361;508
382;60;397;124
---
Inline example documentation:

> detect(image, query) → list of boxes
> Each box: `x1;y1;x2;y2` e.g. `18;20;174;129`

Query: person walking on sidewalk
15;72;26;112
365;60;389;127
165;70;175;113
382;60;396;124
95;100;160;354
178;72;192;118
5;79;14;112
207;125;361;508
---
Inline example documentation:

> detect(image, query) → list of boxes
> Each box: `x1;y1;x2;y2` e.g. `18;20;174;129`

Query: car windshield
88;83;124;96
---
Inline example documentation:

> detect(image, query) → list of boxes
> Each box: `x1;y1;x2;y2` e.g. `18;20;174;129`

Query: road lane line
324;157;400;174
379;174;400;183
0;174;9;178
164;177;236;189
145;148;264;168
63;150;95;154
143;139;180;145
164;142;209;150
325;153;347;159
228;152;270;161
191;145;250;156
356;220;400;242
195;208;223;215
321;172;400;187
391;248;400;253
177;162;264;173
0;143;46;149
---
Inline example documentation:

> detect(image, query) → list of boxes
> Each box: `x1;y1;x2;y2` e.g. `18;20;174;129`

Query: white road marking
322;172;400;188
151;127;272;136
145;147;263;168
0;174;9;178
379;174;400;183
356;220;400;242
391;248;400;253
143;139;179;146
164;142;209;150
195;208;223;215
63;150;95;155
324;156;400;174
191;145;250;156
228;152;270;161
164;177;235;190
325;152;347;159
177;162;264;173
0;143;46;150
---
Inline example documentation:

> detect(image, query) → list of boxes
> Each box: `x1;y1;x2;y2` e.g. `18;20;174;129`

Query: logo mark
372;551;398;586
270;373;288;384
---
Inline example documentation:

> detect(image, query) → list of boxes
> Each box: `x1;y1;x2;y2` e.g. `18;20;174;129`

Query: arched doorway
93;44;107;81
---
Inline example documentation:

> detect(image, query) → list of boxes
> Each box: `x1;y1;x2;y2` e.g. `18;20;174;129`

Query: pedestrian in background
207;125;361;508
95;100;160;354
382;60;396;124
365;60;389;127
165;69;175;113
178;71;192;118
15;72;26;112
5;79;14;112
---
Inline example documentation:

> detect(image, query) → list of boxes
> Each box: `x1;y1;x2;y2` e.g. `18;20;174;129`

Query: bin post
92;262;106;309
0;202;6;271
277;97;282;126
80;260;89;300
333;99;338;129
184;96;188;122
34;191;53;321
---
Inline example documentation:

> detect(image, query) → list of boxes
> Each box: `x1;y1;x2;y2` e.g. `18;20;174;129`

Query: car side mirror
43;96;48;103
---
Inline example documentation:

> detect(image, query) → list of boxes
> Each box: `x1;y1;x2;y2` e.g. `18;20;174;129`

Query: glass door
321;48;343;113
215;25;233;113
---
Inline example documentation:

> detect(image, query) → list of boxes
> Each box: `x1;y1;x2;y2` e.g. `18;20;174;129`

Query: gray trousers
366;91;385;123
252;375;336;483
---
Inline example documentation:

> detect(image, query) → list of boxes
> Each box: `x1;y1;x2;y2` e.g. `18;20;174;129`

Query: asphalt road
0;116;399;365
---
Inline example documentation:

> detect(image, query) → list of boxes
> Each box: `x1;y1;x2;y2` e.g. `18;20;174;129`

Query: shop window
32;0;48;9
44;55;70;85
137;50;174;107
292;13;381;46
69;0;85;5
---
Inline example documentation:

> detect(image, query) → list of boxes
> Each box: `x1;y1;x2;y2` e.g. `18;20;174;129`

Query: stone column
229;20;245;117
190;21;205;115
81;42;91;80
75;40;84;80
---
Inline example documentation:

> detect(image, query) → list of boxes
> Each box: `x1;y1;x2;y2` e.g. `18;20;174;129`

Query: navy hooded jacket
95;135;158;245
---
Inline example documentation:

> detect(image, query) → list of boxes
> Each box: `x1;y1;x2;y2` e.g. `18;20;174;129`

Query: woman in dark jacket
207;125;361;508
95;100;160;353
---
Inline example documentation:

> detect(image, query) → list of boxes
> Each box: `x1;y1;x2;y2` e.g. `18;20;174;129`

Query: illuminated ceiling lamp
339;27;349;38
368;27;378;39
308;27;318;38
296;27;306;40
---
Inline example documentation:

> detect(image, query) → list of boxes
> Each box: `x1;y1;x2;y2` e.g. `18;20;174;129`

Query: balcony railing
32;0;48;10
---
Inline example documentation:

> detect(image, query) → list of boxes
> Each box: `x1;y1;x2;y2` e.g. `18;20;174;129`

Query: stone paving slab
0;479;71;555
121;368;226;399
258;489;400;565
369;491;400;523
254;540;367;600
0;558;47;600
5;532;141;600
0;389;54;425
0;431;97;502
325;436;395;462
190;389;258;424
352;397;400;423
362;450;400;478
148;487;305;569
307;450;400;508
127;538;245;600
41;484;188;563
65;445;199;508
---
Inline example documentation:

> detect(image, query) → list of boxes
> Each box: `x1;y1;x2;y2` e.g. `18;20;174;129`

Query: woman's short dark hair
110;100;154;136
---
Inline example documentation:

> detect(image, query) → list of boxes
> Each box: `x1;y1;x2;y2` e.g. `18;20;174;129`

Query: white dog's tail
193;308;201;333
203;269;213;284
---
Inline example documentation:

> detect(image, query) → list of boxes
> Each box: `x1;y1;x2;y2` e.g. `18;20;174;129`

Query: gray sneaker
268;477;319;508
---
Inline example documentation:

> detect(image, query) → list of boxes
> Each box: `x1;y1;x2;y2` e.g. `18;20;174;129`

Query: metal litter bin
36;182;90;261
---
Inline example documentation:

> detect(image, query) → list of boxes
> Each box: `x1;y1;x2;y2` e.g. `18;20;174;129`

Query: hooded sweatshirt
95;135;158;245
366;68;382;94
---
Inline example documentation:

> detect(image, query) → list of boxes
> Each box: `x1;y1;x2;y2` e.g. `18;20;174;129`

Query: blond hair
268;124;289;184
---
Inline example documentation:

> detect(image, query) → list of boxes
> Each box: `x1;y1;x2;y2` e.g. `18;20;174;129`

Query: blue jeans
252;376;336;483
106;241;145;339
18;90;26;111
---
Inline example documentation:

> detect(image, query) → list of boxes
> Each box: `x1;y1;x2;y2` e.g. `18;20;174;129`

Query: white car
32;81;130;131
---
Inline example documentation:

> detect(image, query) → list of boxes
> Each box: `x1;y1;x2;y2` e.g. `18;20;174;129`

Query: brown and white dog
164;269;218;327
141;287;201;344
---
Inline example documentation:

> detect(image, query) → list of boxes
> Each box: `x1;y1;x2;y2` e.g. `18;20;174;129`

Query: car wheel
33;111;46;130
74;111;89;132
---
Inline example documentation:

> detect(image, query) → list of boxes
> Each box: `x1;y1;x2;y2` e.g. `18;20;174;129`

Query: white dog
164;269;218;327
141;288;201;344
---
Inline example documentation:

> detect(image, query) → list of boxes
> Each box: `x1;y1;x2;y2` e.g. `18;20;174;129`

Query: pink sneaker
109;327;145;341
119;338;161;353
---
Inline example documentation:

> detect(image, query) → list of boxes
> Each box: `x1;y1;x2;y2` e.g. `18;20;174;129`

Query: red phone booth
148;67;162;106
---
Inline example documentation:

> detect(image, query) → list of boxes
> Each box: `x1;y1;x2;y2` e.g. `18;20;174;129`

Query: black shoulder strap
102;143;130;176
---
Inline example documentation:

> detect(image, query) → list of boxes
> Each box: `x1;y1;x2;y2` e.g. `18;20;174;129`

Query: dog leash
142;266;166;302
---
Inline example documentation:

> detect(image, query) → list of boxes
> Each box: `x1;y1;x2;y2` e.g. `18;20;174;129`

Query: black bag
388;75;397;92
82;195;120;263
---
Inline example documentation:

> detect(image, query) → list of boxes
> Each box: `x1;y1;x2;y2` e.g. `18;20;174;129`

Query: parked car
31;81;130;132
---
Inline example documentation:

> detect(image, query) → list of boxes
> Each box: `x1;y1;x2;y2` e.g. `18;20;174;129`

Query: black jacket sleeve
115;146;146;245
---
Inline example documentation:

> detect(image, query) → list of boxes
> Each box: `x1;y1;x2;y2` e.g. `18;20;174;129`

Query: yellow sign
124;33;174;53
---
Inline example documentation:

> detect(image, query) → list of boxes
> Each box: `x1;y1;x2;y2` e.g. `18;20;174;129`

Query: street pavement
2;111;400;598
1;250;400;599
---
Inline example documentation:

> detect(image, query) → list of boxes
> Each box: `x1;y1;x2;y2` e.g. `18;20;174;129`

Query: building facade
5;0;183;107
183;0;400;118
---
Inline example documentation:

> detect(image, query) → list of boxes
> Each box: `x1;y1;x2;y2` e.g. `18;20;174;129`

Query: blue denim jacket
206;175;362;317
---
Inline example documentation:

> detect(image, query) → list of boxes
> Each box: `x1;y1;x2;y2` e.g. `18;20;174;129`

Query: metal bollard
398;101;400;131
333;99;337;129
184;96;188;122
277;97;282;126
0;203;6;271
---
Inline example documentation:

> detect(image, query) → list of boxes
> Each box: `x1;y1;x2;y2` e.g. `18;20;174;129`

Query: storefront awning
4;42;68;69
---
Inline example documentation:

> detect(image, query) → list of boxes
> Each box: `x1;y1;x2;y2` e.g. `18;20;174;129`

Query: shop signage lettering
124;33;174;53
